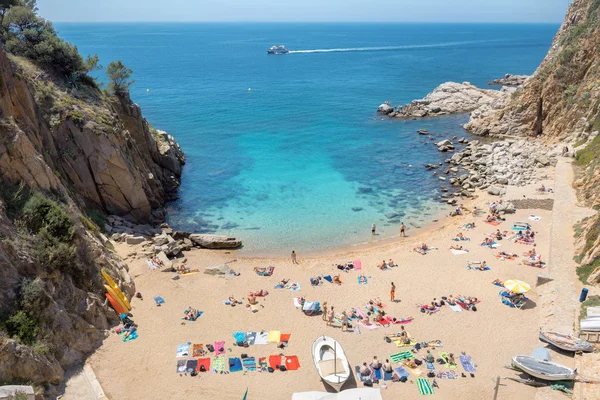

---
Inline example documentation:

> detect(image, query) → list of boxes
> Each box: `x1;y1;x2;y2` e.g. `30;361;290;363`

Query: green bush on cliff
4;310;39;345
18;193;74;241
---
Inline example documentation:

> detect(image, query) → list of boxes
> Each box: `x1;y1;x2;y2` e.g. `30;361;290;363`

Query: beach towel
242;357;256;371
425;361;435;370
185;359;198;373
293;297;302;309
386;316;413;325
229;357;243;373
289;282;301;291
417;377;434;395
437;370;458;379
460;355;476;373
358;276;368;284
355;365;373;382
529;215;541;221
359;321;378;330
214;341;226;355
371;364;383;380
246;332;257;345
323;275;333;283
176;343;190;358
394;339;416;347
280;333;291;343
154;296;165;306
285;355;300;371
212;355;226;372
197;357;211;372
395;367;410;379
120;330;138;342
390;352;414;363
192;344;204;357
269;355;283;369
259;357;268;370
233;332;245;343
176;360;186;373
384;370;394;381
451;249;468;255
354;260;362;270
485;221;501;226
146;260;159;270
448;304;463;312
250;304;259;313
268;331;281;343
255;332;269;345
438;352;457;369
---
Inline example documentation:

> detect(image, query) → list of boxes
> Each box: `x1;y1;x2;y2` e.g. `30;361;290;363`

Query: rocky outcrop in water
487;74;529;86
384;82;509;119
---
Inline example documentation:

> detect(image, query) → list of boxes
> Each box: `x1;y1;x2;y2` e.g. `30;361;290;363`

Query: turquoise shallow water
57;23;558;254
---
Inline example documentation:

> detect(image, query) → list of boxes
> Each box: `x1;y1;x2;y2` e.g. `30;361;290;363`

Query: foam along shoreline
83;160;577;400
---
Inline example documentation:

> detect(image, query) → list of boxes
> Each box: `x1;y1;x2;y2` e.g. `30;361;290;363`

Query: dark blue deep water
57;23;558;253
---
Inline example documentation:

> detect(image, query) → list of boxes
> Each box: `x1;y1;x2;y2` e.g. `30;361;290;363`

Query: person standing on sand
322;302;328;321
400;222;406;237
341;311;349;332
372;224;376;236
390;282;396;302
291;250;298;264
327;306;334;326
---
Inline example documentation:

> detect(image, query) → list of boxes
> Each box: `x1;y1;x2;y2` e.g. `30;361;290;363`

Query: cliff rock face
0;49;185;224
0;46;185;390
462;0;600;284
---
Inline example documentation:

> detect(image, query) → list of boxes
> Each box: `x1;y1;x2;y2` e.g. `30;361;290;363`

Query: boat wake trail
288;40;495;54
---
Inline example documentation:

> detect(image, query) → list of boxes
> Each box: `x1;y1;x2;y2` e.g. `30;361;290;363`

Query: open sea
56;23;558;254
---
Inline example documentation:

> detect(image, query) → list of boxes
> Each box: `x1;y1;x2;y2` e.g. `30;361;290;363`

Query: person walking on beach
371;223;376;236
327;306;334;326
390;282;396;302
291;250;298;264
322;302;328;321
341;311;349;332
400;222;406;237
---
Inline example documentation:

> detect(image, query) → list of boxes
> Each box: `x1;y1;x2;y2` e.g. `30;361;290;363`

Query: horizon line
52;20;563;24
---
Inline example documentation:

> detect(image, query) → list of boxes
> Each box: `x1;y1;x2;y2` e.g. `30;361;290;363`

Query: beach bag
385;337;391;343
206;344;215;352
199;365;206;372
399;376;408;383
279;365;287;372
428;372;435;378
364;380;373;387
414;359;423;366
472;306;477;312
414;343;421;351
241;353;248;359
236;341;244;347
190;370;198;377
268;367;274;373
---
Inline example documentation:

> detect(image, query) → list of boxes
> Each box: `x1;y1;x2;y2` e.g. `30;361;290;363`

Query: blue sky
39;0;571;23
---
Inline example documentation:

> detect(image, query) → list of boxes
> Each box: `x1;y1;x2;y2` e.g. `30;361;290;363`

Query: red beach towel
280;333;291;343
196;358;211;372
269;355;283;369
285;356;300;371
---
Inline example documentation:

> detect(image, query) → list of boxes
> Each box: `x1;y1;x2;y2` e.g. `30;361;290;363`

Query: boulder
156;251;172;268
436;139;452;147
189;234;242;249
487;186;502;196
125;236;146;245
153;233;170;246
377;103;394;114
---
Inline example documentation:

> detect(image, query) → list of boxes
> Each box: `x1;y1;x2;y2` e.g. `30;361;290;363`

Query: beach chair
303;301;321;316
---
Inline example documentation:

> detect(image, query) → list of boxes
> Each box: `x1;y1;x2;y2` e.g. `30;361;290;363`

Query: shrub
106;60;134;94
19;278;47;311
85;208;107;230
4;310;39;345
18;193;73;241
33;230;75;272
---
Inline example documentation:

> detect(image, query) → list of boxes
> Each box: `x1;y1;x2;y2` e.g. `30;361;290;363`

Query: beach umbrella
504;279;531;294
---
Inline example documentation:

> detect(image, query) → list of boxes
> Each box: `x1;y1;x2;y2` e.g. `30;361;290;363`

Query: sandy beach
77;162;589;400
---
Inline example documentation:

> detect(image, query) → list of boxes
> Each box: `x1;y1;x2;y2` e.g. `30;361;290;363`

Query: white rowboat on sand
539;331;593;353
512;355;577;381
312;336;350;392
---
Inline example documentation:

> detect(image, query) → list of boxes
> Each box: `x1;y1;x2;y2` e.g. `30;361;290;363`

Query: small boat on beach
312;336;350;392
512;355;577;381
539;331;593;353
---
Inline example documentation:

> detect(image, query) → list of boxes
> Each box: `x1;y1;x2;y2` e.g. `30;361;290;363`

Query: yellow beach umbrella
504;279;531;294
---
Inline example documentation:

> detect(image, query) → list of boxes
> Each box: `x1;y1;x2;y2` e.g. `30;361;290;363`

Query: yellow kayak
104;285;130;312
102;269;131;310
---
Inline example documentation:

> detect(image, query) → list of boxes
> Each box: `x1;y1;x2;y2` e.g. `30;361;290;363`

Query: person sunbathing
228;296;241;306
383;359;394;373
414;243;429;255
447;353;456;365
450;245;467;251
388;258;397;267
523;259;544;268
247;294;258;305
378;260;387;270
249;289;268;297
423;350;435;363
183;307;198;320
288;282;299;290
366;303;375;313
278;278;290;287
254;267;267;274
536;184;546;192
333;275;342;285
370;298;384;308
310;276;321;286
482;238;494;247
492;279;504;286
359;275;367;284
298;297;306;307
485;215;496;222
477;261;488;271
359;362;371;376
403;359;418;369
447;295;456;305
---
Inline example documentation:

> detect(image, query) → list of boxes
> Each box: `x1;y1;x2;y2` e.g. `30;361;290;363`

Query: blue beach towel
384;370;394;381
426;361;435;370
229;357;243;373
395;367;410;379
417;377;435;395
371;365;382;380
358;276;368;284
154;296;165;306
233;332;245;343
323;275;333;283
460;355;476;373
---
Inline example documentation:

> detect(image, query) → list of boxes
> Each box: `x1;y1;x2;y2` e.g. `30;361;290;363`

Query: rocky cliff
462;0;600;284
0;43;185;392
